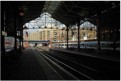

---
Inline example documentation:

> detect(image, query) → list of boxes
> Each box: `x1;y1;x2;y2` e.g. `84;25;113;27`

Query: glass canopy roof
24;12;96;30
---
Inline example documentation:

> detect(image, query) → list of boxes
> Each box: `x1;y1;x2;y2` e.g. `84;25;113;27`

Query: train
52;41;120;51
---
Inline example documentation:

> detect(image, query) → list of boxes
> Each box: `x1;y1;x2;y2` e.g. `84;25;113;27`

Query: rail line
35;47;96;80
34;48;79;80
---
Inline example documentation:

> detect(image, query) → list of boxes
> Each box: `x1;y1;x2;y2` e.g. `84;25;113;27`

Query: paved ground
1;48;62;80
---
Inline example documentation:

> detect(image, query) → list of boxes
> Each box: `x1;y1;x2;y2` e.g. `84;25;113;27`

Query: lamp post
18;5;26;51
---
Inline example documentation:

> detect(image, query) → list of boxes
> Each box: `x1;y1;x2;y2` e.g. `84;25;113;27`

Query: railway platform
37;46;119;62
50;48;120;62
1;48;64;80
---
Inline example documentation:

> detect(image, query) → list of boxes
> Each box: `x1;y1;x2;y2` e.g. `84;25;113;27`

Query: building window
54;32;57;35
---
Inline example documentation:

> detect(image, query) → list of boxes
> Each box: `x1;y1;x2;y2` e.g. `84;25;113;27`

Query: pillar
14;7;17;53
19;14;24;50
96;15;101;53
66;25;69;49
22;29;24;49
1;5;5;55
77;19;80;51
113;29;117;51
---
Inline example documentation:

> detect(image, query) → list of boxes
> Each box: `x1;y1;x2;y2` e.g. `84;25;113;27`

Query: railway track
34;48;78;80
35;47;100;80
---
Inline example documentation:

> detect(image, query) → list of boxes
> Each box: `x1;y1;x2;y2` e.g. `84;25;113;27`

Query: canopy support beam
77;19;80;51
66;25;69;49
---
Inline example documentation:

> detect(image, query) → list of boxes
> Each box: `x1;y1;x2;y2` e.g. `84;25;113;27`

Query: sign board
2;31;7;36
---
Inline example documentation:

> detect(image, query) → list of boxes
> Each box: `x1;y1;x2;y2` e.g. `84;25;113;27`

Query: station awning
43;1;120;26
